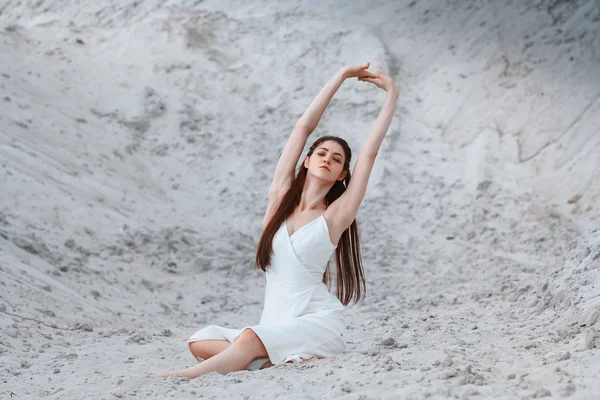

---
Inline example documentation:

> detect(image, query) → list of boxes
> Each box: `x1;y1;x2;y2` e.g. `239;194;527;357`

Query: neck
297;176;330;211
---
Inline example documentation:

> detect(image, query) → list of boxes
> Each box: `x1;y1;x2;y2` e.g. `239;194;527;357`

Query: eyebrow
317;147;343;158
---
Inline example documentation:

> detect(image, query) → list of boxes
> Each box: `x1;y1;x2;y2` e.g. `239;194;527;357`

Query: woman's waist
262;283;343;315
265;270;322;288
301;294;345;314
265;276;339;301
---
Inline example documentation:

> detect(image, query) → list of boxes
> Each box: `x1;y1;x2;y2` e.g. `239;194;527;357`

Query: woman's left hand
358;68;400;96
341;62;378;80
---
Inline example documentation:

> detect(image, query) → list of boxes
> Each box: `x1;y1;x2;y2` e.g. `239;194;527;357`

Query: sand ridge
1;0;599;398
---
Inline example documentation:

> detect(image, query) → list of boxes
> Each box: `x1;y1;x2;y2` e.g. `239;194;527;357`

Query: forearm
361;91;399;155
296;69;346;133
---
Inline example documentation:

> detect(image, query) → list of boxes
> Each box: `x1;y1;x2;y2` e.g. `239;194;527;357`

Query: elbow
293;123;313;136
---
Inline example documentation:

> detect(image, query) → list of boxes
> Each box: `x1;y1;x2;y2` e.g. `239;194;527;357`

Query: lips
319;166;330;171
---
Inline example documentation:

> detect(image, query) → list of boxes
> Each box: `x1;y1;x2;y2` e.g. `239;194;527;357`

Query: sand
1;0;599;398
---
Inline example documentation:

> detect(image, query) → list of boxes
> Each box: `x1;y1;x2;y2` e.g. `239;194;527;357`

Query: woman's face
304;140;347;182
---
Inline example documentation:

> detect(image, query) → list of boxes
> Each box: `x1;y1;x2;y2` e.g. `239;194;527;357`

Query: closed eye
317;152;341;163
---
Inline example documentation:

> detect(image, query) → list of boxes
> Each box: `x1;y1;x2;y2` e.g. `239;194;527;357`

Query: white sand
1;0;599;398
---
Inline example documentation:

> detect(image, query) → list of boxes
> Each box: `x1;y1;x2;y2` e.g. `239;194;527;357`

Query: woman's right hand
341;62;378;80
358;68;400;96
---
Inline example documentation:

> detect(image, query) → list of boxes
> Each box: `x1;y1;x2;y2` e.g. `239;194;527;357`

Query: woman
156;62;399;379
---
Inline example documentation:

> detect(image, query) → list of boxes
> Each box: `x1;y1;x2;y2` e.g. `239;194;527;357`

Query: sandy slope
1;0;599;398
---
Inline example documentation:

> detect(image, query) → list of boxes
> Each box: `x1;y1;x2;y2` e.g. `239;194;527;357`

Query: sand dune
1;0;599;398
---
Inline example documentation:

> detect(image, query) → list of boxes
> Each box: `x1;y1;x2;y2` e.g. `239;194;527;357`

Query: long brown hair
255;136;366;306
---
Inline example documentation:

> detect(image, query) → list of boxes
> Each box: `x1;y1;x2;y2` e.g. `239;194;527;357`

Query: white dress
187;211;347;371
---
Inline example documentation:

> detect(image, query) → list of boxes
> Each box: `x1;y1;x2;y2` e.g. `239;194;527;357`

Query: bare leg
260;360;274;369
188;339;231;361
260;355;336;370
156;328;268;379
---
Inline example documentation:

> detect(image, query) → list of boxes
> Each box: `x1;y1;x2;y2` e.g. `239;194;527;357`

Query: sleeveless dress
187;211;346;371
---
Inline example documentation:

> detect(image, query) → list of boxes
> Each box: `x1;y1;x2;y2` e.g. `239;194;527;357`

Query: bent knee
234;328;260;345
233;329;268;357
188;338;231;360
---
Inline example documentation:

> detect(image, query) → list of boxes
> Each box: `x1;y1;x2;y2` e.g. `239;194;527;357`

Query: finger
361;77;381;83
360;78;383;87
361;78;384;87
359;71;378;78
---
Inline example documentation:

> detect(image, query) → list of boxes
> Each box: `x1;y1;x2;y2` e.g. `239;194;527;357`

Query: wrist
386;87;400;99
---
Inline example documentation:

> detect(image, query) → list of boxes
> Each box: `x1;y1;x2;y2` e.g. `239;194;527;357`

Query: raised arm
328;70;400;230
264;64;376;227
296;63;372;133
268;69;346;197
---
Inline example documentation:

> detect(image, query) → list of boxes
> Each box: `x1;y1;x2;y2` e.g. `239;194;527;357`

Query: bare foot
154;369;194;379
155;371;175;378
300;355;336;364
